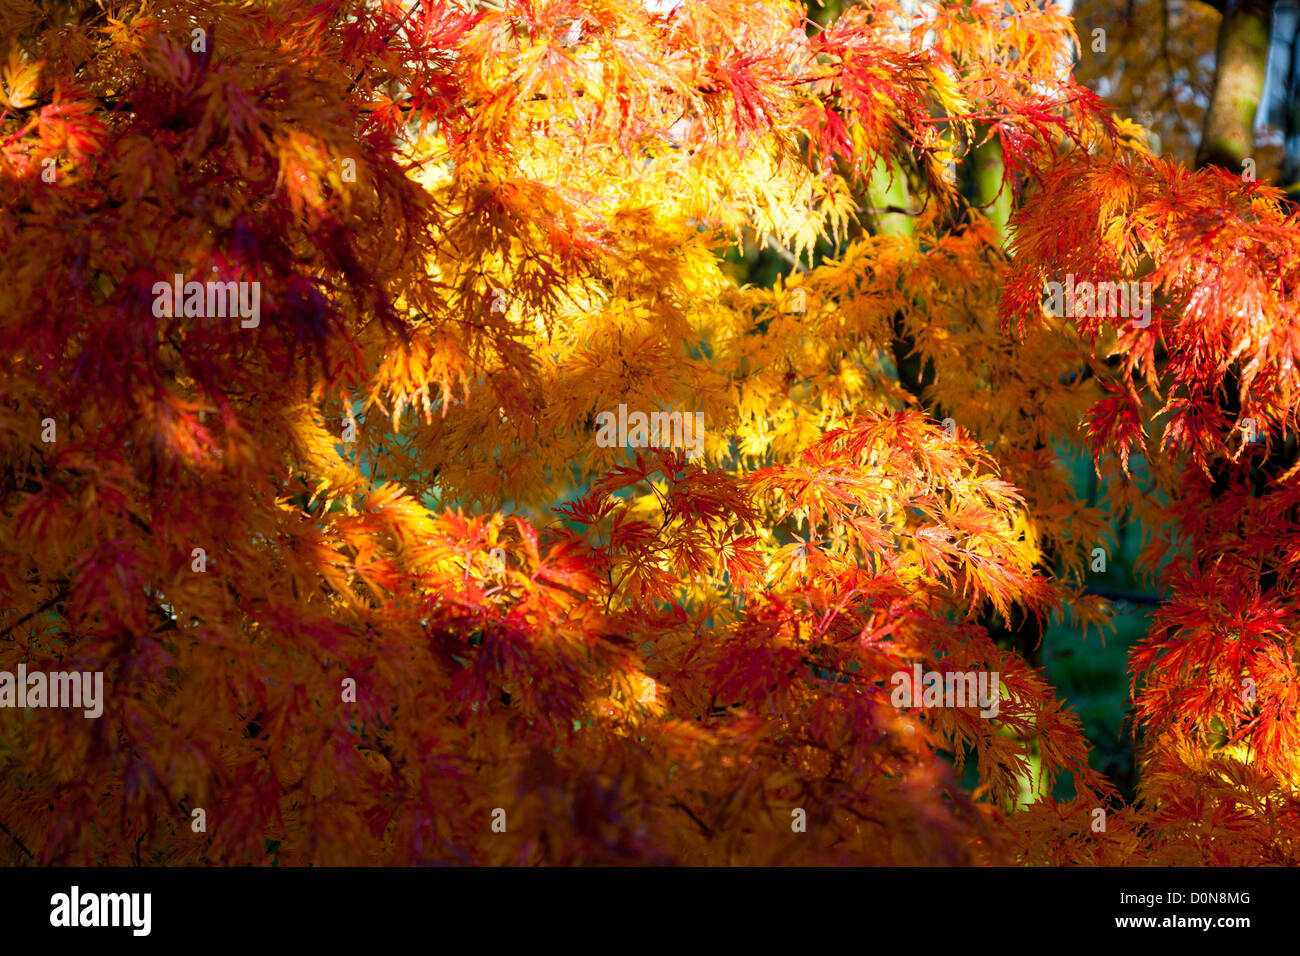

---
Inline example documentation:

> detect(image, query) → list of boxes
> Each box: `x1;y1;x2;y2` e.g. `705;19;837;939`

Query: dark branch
0;820;34;861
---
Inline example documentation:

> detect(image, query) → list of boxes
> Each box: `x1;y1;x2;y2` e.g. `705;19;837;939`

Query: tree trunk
1196;0;1277;171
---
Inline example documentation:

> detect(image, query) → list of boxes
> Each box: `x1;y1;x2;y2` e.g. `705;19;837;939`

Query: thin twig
0;820;34;861
1080;586;1166;606
764;235;809;274
0;586;68;641
671;800;713;837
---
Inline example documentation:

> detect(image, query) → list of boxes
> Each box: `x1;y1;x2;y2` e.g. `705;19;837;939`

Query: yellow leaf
2;45;40;109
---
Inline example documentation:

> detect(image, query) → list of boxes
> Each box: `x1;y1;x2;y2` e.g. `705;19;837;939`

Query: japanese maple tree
1;0;1298;865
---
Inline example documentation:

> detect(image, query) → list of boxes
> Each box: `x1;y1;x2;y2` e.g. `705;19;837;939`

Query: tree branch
0;585;68;641
0;820;34;861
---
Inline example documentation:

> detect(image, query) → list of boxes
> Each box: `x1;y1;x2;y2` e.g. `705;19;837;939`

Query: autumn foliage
2;0;1299;865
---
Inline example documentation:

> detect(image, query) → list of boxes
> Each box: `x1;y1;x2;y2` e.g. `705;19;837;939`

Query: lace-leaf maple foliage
0;0;1296;864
